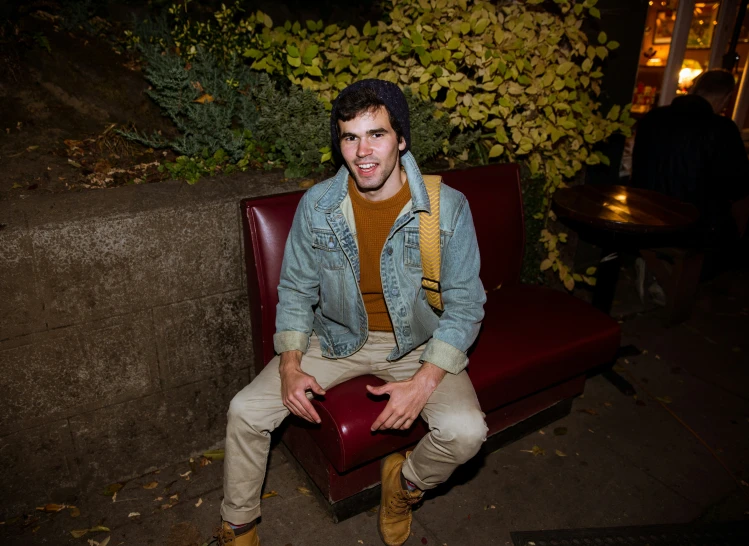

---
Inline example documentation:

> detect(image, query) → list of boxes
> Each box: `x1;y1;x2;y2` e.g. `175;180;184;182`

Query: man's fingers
297;394;321;423
399;418;413;430
366;384;390;396
285;398;312;422
371;407;393;431
381;412;402;430
392;416;409;430
309;380;326;396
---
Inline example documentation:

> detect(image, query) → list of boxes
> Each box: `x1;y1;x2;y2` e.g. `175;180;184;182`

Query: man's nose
357;139;372;157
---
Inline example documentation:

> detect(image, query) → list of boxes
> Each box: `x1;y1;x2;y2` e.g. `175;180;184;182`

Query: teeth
359;163;376;169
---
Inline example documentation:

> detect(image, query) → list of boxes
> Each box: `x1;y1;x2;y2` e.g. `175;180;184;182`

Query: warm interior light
679;67;703;85
647;57;664;66
614;194;627;203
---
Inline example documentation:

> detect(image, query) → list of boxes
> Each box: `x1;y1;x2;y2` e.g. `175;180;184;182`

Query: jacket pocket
402;228;451;269
403;228;421;269
312;229;345;270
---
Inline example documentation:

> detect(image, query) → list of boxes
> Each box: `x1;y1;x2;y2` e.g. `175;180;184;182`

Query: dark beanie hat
330;79;411;159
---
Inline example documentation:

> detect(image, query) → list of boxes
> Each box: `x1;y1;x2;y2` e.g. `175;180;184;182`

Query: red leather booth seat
240;163;620;515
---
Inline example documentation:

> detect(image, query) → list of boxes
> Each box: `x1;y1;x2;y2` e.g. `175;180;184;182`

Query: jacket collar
314;151;431;214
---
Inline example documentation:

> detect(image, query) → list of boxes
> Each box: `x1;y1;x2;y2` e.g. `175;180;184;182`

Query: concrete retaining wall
0;173;300;518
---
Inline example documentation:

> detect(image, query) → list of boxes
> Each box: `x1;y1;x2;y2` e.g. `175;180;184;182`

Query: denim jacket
273;151;486;374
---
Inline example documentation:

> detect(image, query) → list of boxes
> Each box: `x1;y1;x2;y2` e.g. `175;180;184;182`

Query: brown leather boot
378;452;423;546
215;521;259;546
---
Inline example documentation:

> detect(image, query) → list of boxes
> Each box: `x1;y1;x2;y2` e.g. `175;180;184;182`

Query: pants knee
435;411;487;462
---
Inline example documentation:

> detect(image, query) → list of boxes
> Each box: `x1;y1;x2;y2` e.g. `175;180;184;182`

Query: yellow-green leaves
302;45;319;65
163;0;627;289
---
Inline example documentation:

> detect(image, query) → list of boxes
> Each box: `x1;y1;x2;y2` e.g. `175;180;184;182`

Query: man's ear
398;136;407;152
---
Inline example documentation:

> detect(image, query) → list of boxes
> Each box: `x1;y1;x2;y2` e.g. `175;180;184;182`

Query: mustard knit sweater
348;176;411;331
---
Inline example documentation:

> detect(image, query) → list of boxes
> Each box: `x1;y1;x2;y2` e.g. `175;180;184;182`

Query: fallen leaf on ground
579;408;599;416
555;450;567;457
296;486;312;496
537;430;546;435
200;457;212;466
37;504;67;512
103;483;123;497
71;526;109;539
655;354;661;360
554;427;567;436
656;396;673;404
203;449;225;461
298;179;315;188
520;445;545;456
69;506;81;518
261;491;278;499
128;512;140;518
27;145;39;152
195;498;203;508
12;183;23;189
180;471;192;480
154;496;163;501
604;402;612;407
111;492;117;503
170;494;179;501
193;93;214;104
143;481;158;489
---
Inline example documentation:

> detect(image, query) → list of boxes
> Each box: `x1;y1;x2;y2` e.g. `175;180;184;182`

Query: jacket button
391;288;399;296
386;246;393;255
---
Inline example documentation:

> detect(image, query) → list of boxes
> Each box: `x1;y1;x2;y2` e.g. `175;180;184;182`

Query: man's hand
366;362;446;431
279;350;326;424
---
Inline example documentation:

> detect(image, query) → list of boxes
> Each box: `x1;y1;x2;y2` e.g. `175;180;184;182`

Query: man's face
338;106;407;201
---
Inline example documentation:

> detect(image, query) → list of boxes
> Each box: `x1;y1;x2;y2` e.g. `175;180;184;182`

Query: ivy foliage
125;0;633;288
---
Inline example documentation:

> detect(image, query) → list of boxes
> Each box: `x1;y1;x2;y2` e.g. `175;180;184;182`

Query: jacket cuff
420;338;468;374
273;331;310;355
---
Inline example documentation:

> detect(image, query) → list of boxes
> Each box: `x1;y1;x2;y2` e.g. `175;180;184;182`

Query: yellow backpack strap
420;175;443;312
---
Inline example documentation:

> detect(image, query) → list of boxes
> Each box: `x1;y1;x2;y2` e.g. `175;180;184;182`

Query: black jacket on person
630;94;749;238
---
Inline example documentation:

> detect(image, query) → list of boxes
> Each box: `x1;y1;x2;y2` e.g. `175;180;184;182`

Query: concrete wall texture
0;173;300;518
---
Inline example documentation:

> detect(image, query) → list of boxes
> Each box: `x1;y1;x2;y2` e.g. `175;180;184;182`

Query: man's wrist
280;350;303;371
415;361;446;390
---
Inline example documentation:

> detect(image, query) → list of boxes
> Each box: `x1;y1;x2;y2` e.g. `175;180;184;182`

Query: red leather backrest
240;163;523;371
241;192;304;370
440;163;524;292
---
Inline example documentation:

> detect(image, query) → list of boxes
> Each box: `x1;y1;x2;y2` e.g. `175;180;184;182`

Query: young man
217;79;487;546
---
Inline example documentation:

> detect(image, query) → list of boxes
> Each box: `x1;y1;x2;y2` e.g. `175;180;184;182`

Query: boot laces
210;525;234;546
385;490;420;516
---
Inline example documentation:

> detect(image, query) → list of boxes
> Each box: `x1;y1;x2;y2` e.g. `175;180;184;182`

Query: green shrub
155;0;632;286
122;43;464;179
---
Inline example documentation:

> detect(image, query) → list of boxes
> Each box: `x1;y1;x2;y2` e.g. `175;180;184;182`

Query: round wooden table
553;185;700;235
552;184;700;395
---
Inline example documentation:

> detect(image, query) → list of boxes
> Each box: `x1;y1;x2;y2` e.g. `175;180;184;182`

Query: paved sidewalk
2;266;748;546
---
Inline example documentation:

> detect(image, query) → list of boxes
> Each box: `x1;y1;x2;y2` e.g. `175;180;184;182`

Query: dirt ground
0;2;178;200
0;0;385;202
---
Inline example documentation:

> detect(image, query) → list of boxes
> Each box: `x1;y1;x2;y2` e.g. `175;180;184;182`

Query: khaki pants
220;331;487;525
